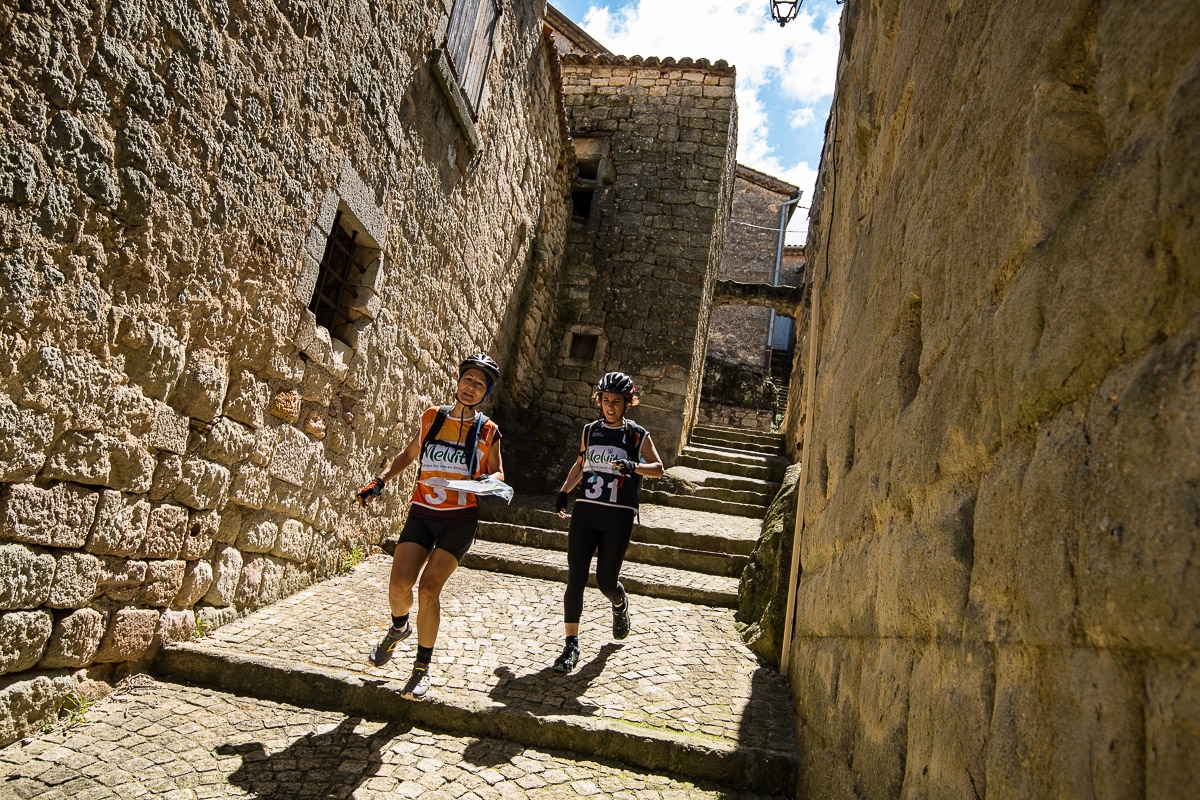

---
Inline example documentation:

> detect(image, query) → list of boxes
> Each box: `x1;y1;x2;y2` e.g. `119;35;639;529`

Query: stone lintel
712;280;803;316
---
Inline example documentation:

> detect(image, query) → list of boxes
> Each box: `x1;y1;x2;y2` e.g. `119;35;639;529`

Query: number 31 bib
576;420;648;511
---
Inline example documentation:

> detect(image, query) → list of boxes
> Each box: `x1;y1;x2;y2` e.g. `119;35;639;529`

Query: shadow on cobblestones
215;716;408;798
461;735;525;767
487;642;622;717
737;666;797;758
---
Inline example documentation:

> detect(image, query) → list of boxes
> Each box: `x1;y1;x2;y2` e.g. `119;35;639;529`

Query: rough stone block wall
706;305;771;368
695;403;774;433
707;169;795;368
0;0;567;742
536;56;738;464
787;1;1200;797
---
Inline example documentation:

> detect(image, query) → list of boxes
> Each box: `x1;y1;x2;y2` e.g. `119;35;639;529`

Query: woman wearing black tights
552;372;664;673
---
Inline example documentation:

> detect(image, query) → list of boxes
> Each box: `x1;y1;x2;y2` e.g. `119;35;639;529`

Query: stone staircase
127;424;798;797
769;349;793;421
664;425;789;520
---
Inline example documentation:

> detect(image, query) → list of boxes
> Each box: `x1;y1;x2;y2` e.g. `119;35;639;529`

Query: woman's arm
634;434;665;479
356;428;423;507
379;432;423;482
560;428;588;492
484;437;504;482
556;429;587;517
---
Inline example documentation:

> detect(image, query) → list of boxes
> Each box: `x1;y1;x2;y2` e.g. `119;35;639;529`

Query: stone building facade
0;0;572;742
520;52;739;466
782;0;1200;796
698;165;803;435
0;0;749;742
706;164;799;370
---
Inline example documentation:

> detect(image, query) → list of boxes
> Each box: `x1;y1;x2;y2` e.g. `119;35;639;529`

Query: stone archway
697;281;804;432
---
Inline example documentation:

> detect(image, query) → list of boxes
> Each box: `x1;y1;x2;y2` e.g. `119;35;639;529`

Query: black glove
356;476;385;507
555;491;569;513
613;458;638;476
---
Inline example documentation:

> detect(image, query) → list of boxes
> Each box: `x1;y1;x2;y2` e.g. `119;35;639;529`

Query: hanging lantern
770;0;801;27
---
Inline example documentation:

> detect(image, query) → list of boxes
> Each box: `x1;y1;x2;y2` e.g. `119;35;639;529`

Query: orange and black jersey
409;407;501;520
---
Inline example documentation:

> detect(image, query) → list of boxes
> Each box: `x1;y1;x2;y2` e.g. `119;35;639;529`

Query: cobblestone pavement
172;557;792;753
466;540;739;599
0;679;785;799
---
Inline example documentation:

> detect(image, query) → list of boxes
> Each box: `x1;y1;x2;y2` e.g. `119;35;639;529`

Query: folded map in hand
420;477;514;504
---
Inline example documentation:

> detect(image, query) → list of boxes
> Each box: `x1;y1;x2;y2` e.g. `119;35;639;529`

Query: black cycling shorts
397;514;477;563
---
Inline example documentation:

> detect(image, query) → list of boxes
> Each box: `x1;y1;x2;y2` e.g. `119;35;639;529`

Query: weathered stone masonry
0;0;569;743
707;165;798;371
784;1;1199;797
528;54;738;465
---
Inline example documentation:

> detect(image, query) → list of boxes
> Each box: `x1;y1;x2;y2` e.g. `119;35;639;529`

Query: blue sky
550;0;845;242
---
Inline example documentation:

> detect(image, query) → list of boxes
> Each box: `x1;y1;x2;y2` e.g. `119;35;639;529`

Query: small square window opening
571;189;594;221
569;333;599;361
577;158;600;180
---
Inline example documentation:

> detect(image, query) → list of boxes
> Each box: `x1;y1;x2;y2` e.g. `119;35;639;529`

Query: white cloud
577;0;840;225
789;107;816;128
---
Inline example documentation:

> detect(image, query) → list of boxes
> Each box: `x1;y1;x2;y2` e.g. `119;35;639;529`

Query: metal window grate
309;209;362;333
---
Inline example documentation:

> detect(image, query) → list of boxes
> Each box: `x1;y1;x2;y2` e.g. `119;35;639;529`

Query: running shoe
613;598;630;640
553;640;580;673
402;661;431;700
369;621;412;667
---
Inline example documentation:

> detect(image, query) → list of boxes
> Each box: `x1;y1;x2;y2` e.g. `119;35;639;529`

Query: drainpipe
766;191;803;372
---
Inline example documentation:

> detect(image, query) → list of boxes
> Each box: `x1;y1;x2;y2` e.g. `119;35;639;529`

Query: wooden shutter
445;0;500;118
446;0;483;79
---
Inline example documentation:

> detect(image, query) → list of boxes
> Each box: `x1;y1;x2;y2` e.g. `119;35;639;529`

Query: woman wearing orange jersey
356;354;504;700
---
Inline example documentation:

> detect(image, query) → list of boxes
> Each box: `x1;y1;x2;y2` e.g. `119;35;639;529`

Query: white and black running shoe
369;621;412;667
402;661;431;700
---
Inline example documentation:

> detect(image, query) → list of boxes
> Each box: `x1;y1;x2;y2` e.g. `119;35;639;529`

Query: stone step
652;465;782;495
475;520;749;577
688;432;784;456
682;444;788;470
0;680;785;800
691;424;785;449
678;483;775;506
154;558;798;796
463;540;739;607
639;490;768;519
678;448;789;482
479;497;761;556
650;466;779;506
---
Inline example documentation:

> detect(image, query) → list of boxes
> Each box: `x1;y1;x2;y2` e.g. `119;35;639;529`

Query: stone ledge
712;280;803;315
561;54;736;77
430;49;482;155
155;644;796;796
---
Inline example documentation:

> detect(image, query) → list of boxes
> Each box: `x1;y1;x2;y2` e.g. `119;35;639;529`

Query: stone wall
531;55;738;465
695;403;774;433
0;0;569;743
707;166;797;370
784;1;1200;797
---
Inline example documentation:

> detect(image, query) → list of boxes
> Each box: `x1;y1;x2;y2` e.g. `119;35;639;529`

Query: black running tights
563;504;635;624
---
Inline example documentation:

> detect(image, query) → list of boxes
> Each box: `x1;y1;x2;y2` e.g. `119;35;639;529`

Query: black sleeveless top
576;419;648;512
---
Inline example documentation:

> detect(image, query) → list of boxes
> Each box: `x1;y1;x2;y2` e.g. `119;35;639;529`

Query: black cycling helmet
459;354;500;398
597;371;636;399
